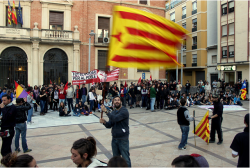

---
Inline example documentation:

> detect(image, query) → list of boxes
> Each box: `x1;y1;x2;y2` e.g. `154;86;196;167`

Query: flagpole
193;110;196;146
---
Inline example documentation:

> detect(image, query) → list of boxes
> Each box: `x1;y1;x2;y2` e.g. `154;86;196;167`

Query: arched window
0;47;27;88
43;48;68;85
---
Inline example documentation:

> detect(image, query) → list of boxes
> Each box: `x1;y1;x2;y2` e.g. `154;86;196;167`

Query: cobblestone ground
1;101;249;167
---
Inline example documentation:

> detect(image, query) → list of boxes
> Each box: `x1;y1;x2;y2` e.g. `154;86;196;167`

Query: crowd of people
0;78;249;167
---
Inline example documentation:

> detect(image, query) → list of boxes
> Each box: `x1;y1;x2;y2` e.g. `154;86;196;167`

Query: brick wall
30;1;42;29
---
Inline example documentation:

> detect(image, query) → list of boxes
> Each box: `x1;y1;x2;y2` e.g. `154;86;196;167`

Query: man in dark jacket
209;95;223;145
80;84;87;105
230;113;249;167
177;98;194;150
0;95;17;156
128;85;136;109
15;98;32;153
100;95;131;167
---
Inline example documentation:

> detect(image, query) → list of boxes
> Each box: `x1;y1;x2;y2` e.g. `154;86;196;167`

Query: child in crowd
81;105;89;116
73;104;81;117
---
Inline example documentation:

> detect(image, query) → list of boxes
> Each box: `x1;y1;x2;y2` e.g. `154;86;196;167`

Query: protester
73;104;81;117
0;95;17;156
81;84;88;105
185;80;191;94
100;95;131;167
1;153;38;167
230;113;249;167
75;85;82;105
171;155;200;167
33;86;40;112
27;92;35;124
209;95;223;145
88;89;96;114
234;95;242;106
66;83;74;113
59;102;71;117
71;137;107;167
58;86;66;105
141;85;148;108
52;87;59;111
177;98;195;150
39;89;47;116
15;98;32;153
108;156;128;167
150;84;156;112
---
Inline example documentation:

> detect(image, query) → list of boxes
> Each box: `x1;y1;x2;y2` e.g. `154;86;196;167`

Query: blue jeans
112;138;131;167
67;98;73;112
59;99;65;105
40;100;46;112
90;100;94;112
186;88;190;94
27;107;33;122
129;97;136;106
82;95;86;105
15;123;28;152
150;98;155;111
76;98;79;104
178;125;190;149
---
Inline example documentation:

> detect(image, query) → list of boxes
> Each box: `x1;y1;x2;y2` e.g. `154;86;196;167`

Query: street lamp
88;30;95;90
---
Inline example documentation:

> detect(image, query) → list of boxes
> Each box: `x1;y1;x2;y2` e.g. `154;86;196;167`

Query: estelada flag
241;80;247;100
193;110;210;143
15;81;28;98
107;6;189;69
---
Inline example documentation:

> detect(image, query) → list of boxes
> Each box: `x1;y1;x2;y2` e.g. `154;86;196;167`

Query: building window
222;46;227;58
49;11;64;30
229;23;234;35
139;0;148;5
182;6;186;15
192;54;197;63
98;17;110;43
192;18;197;32
237;71;242;81
222;4;227;15
166;3;169;10
229;46;234;57
212;55;217;64
182;22;186;29
229;1;234;13
192;0;197;11
170;12;175;22
222;25;227;36
98;50;109;71
5;6;22;28
192;36;197;45
183;55;186;64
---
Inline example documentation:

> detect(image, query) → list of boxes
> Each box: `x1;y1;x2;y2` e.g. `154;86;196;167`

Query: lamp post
88;30;95;90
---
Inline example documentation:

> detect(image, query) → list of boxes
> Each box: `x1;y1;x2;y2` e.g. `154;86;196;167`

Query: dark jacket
74;89;82;99
15;102;31;123
213;101;223;122
0;103;17;130
80;87;88;96
103;106;129;139
177;107;190;126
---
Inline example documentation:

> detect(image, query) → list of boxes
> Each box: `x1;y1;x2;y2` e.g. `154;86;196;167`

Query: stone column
32;22;39;85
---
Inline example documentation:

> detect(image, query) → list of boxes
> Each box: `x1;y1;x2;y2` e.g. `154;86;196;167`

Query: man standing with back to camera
100;95;131;167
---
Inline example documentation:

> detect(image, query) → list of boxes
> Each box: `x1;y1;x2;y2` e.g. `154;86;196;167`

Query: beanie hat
190;153;209;167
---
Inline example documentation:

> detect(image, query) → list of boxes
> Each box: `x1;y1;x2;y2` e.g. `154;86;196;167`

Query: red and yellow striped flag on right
193;111;210;144
107;6;189;69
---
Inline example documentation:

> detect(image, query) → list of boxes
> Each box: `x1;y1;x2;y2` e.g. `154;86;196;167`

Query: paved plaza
1;101;249;167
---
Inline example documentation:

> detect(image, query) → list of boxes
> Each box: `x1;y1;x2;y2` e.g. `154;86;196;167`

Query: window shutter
229;23;234;35
98;17;110;30
49;11;64;25
139;0;147;5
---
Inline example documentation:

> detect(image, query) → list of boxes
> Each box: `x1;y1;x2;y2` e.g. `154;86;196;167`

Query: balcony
192;27;197;32
192;45;197;50
192;63;197;67
182;14;186;19
192;9;197;15
0;27;31;42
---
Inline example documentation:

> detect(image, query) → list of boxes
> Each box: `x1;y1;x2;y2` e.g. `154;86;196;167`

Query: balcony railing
192;9;197;15
192;63;197;67
182;14;186;19
192;45;197;50
192;27;197;32
42;30;73;39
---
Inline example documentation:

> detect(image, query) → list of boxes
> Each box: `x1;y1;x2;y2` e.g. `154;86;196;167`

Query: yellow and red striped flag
107;6;189;69
8;0;12;25
12;0;17;24
193;111;210;143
